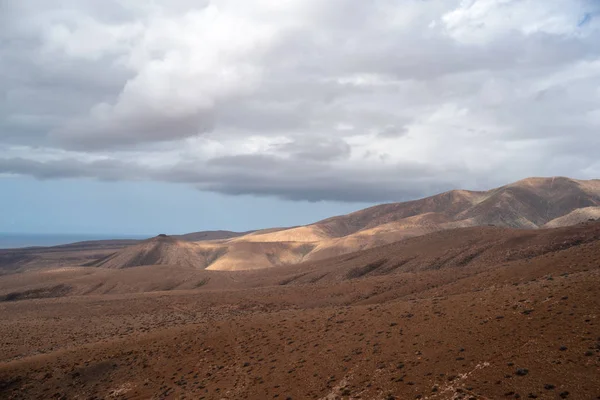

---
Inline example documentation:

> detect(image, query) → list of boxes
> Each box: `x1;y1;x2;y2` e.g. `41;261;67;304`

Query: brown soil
1;221;599;399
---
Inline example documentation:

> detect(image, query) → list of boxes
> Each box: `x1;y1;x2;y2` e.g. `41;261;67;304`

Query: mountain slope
79;177;600;271
90;235;210;269
174;230;254;241
85;235;318;271
3;219;600;298
313;177;600;235
543;206;600;228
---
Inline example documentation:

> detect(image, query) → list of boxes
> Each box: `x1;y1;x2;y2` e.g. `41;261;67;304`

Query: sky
1;0;600;235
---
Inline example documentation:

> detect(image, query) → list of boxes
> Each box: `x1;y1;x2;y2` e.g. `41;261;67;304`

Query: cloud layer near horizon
1;0;600;201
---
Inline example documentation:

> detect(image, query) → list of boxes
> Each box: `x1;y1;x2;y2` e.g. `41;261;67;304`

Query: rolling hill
1;219;599;399
1;202;600;399
93;176;600;271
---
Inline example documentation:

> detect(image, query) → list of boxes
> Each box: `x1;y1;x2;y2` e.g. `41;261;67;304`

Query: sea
0;233;147;249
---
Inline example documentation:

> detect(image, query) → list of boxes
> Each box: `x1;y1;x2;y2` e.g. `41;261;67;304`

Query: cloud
275;137;351;162
1;0;600;202
0;154;463;202
442;0;594;44
0;157;145;181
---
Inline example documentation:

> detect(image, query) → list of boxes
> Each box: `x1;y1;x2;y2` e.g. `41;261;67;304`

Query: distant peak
147;234;177;243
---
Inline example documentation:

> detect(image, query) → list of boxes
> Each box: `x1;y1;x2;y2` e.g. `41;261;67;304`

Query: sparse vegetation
0;198;599;398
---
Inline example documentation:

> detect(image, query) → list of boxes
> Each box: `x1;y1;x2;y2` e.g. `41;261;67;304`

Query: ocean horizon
0;233;148;249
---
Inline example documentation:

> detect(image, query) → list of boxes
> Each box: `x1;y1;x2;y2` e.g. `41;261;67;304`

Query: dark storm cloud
52;106;216;150
196;157;460;202
0;153;467;202
159;154;468;202
275;137;351;162
0;157;145;181
1;0;600;202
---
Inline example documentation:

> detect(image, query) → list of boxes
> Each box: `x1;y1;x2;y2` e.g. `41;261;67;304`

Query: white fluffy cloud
1;0;600;201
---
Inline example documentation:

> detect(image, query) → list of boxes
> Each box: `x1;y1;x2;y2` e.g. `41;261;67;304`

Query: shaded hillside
89;235;210;269
272;219;600;287
315;189;484;237
314;177;600;235
87;234;318;271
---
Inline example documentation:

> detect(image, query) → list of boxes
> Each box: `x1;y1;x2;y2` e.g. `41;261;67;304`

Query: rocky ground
1;223;599;399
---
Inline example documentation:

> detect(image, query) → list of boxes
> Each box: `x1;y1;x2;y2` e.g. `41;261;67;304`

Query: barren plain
1;219;599;399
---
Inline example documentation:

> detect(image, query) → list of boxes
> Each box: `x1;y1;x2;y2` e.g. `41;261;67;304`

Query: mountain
5;176;599;272
181;176;599;270
2;216;600;298
3;207;600;399
307;176;600;234
86;235;210;269
83;234;317;271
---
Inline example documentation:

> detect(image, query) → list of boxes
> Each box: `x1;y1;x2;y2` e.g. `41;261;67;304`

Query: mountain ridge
75;176;600;271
